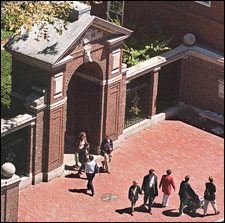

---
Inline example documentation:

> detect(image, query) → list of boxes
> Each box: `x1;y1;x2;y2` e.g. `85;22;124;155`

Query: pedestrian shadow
65;173;86;180
183;207;205;218
64;165;77;171
68;188;92;196
152;202;163;208
134;204;149;213
162;208;206;218
115;204;148;215
162;209;180;217
115;207;131;215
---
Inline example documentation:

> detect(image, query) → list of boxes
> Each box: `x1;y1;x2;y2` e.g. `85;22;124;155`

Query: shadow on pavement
65;173;87;180
64;165;76;171
183;207;205;218
115;207;131;215
162;208;180;217
68;188;92;196
152;202;164;208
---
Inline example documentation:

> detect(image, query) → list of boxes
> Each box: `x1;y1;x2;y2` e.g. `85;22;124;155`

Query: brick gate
4;3;132;183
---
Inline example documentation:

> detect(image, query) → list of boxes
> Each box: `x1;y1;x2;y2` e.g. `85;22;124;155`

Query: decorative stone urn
1;162;16;178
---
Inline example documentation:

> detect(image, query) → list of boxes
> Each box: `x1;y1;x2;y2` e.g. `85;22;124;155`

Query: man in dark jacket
141;169;158;215
100;134;113;174
178;175;195;216
128;180;143;216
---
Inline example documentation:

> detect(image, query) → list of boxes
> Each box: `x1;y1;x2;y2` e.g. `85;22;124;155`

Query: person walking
178;175;195;216
85;154;100;197
203;176;220;216
77;142;90;176
128;180;143;216
75;132;87;166
159;169;176;207
141;169;158;215
100;134;113;174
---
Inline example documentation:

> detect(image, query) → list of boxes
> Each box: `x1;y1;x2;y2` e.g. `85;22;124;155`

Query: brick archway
65;62;104;153
4;5;132;183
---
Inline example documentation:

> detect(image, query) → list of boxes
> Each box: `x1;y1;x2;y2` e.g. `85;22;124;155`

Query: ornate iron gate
125;75;149;128
1;127;28;176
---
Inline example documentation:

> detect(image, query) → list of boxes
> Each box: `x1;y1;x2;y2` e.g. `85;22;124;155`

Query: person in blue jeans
85;154;100;197
141;169;158;215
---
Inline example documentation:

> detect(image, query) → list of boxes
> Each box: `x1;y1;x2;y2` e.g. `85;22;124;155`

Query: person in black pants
178;175;195;216
78;142;90;176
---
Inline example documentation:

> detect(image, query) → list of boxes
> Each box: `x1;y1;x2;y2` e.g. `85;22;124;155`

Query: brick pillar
1;175;21;222
23;86;46;185
148;67;160;117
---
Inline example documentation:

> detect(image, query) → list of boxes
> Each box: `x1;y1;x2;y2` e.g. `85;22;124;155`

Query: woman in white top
85;154;100;196
75;132;87;166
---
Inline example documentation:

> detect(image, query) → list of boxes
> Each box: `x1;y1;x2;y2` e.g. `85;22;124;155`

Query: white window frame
218;79;224;99
194;1;211;7
107;1;124;25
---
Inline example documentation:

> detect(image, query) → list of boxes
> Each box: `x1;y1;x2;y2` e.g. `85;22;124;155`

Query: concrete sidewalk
18;120;224;222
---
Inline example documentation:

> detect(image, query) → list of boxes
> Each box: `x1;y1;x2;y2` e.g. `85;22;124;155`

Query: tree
1;1;101;41
1;50;12;119
107;14;173;68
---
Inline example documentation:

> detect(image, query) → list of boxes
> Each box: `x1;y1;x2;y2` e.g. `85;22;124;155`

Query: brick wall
1;176;21;222
180;56;224;115
90;1;224;53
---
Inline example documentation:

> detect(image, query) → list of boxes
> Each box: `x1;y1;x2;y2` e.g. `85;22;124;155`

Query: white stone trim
126;44;224;81
46;97;67;110
75;71;122;85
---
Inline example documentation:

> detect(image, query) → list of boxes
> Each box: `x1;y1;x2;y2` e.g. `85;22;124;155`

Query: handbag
94;161;99;173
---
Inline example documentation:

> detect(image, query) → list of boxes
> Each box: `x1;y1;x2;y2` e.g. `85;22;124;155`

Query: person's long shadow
64;164;77;171
68;188;92;197
115;204;148;215
65;173;86;180
183;207;205;218
162;208;180;217
162;207;206;218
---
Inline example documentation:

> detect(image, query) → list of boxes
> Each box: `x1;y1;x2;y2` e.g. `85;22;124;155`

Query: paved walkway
18;120;224;222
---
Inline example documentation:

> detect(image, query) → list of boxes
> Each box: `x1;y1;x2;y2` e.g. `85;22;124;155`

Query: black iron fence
1;127;28;176
125;76;149;128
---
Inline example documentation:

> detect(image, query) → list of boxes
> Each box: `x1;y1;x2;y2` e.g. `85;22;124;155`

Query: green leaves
1;1;74;41
1;50;12;117
123;35;173;67
106;9;173;68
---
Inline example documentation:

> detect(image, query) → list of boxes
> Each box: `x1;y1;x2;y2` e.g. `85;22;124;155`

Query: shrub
1;29;14;41
1;50;12;118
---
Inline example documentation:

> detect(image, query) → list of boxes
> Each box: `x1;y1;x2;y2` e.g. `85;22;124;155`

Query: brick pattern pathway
18;120;224;222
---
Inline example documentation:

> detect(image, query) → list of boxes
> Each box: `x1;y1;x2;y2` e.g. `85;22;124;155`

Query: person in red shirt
159;169;176;207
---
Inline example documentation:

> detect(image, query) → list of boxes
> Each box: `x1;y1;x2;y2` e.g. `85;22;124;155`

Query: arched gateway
4;3;132;184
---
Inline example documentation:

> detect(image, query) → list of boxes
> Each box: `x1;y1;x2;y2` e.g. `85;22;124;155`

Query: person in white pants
159;169;176;207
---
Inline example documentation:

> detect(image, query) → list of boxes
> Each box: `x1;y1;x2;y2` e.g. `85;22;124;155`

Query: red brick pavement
18;120;224;222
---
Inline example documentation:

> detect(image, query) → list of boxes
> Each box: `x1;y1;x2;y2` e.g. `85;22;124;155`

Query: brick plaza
18;120;224;222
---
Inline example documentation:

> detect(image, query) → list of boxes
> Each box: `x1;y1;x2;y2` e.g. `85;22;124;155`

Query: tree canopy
1;1;101;41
